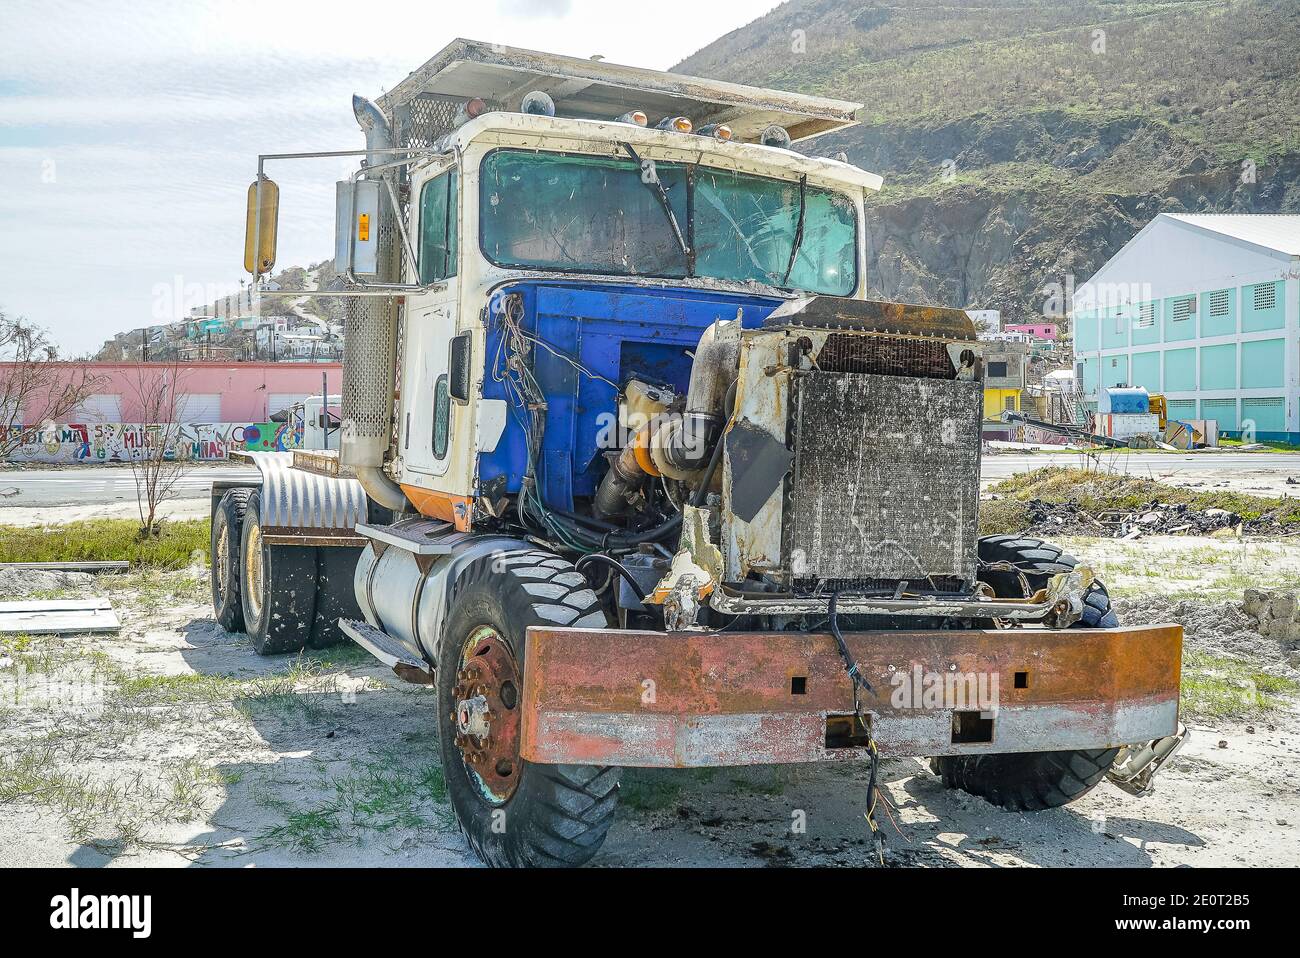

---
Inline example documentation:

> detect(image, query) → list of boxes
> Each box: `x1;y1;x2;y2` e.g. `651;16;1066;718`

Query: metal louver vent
814;334;954;379
1253;283;1277;312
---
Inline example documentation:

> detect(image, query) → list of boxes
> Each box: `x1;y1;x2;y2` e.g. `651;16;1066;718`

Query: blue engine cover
478;281;782;510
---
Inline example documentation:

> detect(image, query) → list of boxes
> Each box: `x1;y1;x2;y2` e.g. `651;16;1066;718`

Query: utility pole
322;370;329;450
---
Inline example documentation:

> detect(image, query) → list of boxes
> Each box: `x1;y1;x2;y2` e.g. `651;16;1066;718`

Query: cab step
339;618;435;685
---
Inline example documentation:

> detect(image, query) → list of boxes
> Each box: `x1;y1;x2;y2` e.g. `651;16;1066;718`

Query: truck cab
215;39;1186;869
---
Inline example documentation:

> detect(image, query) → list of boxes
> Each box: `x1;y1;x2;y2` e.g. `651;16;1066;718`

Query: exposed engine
478;287;987;629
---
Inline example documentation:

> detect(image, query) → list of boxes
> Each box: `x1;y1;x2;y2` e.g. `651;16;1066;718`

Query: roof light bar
760;124;791;149
521;90;556;116
656;115;693;134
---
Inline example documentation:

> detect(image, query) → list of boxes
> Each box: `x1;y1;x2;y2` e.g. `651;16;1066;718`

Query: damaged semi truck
212;40;1188;867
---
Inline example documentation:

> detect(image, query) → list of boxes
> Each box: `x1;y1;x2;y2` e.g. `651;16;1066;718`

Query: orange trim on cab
401;484;473;532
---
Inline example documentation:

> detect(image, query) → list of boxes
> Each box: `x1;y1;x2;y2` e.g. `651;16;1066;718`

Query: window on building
1208;289;1231;317
1253;283;1277;312
418;169;459;285
1135;303;1156;328
1004;395;1016;412
68;394;123;423
1171;297;1195;322
987;360;1007;377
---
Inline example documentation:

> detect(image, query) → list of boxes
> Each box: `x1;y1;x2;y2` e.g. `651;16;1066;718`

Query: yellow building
983;387;1021;419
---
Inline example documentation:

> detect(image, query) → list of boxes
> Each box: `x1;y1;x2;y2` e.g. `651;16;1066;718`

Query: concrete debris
1116;590;1300;672
1018;499;1270;539
0;566;95;596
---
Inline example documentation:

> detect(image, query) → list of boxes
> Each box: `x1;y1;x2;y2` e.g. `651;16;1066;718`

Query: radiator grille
784;371;981;583
815;334;955;379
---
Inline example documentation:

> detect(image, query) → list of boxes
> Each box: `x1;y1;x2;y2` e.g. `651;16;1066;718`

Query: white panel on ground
0;599;121;634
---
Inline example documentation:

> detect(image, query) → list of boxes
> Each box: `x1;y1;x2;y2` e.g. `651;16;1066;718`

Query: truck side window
432;374;451;459
419;170;458;284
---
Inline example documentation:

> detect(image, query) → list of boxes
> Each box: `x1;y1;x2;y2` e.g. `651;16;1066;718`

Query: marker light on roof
656;116;693;133
760;125;791;149
464;97;488;119
615;110;648;126
521;90;556;116
696;123;732;141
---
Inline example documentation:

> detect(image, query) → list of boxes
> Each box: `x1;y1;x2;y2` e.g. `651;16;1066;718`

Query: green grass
1181;650;1300;719
0;518;209;569
253;757;452;852
987;466;1300;527
977;498;1033;537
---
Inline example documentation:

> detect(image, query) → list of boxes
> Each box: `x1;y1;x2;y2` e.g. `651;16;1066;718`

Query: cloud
497;0;573;17
1;0;777;354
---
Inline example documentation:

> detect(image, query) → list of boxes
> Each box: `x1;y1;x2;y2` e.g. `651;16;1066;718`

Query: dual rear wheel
210;487;360;654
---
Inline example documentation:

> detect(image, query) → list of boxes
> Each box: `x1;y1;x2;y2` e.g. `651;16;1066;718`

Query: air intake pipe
657;317;743;474
341;94;408;511
593;318;742;517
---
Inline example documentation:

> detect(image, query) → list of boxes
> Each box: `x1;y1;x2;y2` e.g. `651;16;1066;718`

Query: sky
0;0;778;355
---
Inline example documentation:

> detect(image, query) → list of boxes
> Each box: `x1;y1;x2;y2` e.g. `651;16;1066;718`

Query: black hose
575;553;645;599
689;379;738;508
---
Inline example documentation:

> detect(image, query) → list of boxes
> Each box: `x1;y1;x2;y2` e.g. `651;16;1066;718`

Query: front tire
437;549;621;867
238;489;318;655
929;535;1120;811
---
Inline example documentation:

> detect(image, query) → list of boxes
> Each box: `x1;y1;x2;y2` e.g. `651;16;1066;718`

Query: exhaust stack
341;95;408;511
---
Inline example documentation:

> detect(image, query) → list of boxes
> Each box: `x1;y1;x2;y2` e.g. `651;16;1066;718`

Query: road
982;451;1300;494
0;464;257;508
1;452;1298;514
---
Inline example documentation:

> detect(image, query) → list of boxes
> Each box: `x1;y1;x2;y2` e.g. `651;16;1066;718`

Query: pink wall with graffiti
5;421;305;463
2;361;341;424
2;361;342;463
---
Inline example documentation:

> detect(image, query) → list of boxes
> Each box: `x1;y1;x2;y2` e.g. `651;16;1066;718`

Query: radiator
783;371;982;585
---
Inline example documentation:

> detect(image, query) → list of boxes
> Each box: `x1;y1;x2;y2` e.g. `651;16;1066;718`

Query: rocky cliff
675;0;1300;324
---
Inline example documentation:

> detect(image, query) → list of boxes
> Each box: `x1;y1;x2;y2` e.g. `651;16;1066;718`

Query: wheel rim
243;521;264;625
214;517;231;607
451;625;522;803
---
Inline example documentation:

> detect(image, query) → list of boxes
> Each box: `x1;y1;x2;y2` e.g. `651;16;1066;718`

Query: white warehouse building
1072;214;1300;442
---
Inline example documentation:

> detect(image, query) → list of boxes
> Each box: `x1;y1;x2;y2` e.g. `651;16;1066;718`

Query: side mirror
244;176;279;276
334;179;381;276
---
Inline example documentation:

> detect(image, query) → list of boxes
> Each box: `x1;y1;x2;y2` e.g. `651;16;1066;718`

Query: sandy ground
2;536;1298;869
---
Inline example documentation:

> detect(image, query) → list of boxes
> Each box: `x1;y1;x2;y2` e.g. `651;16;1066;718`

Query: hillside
675;0;1300;322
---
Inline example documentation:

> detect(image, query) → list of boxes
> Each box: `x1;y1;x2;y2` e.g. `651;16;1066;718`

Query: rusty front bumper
519;624;1182;767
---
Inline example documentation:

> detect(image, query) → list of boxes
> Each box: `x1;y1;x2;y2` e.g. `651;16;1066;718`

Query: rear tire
932;747;1121;812
929;535;1121;811
238;489;318;655
211;488;252;633
437;549;621;867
